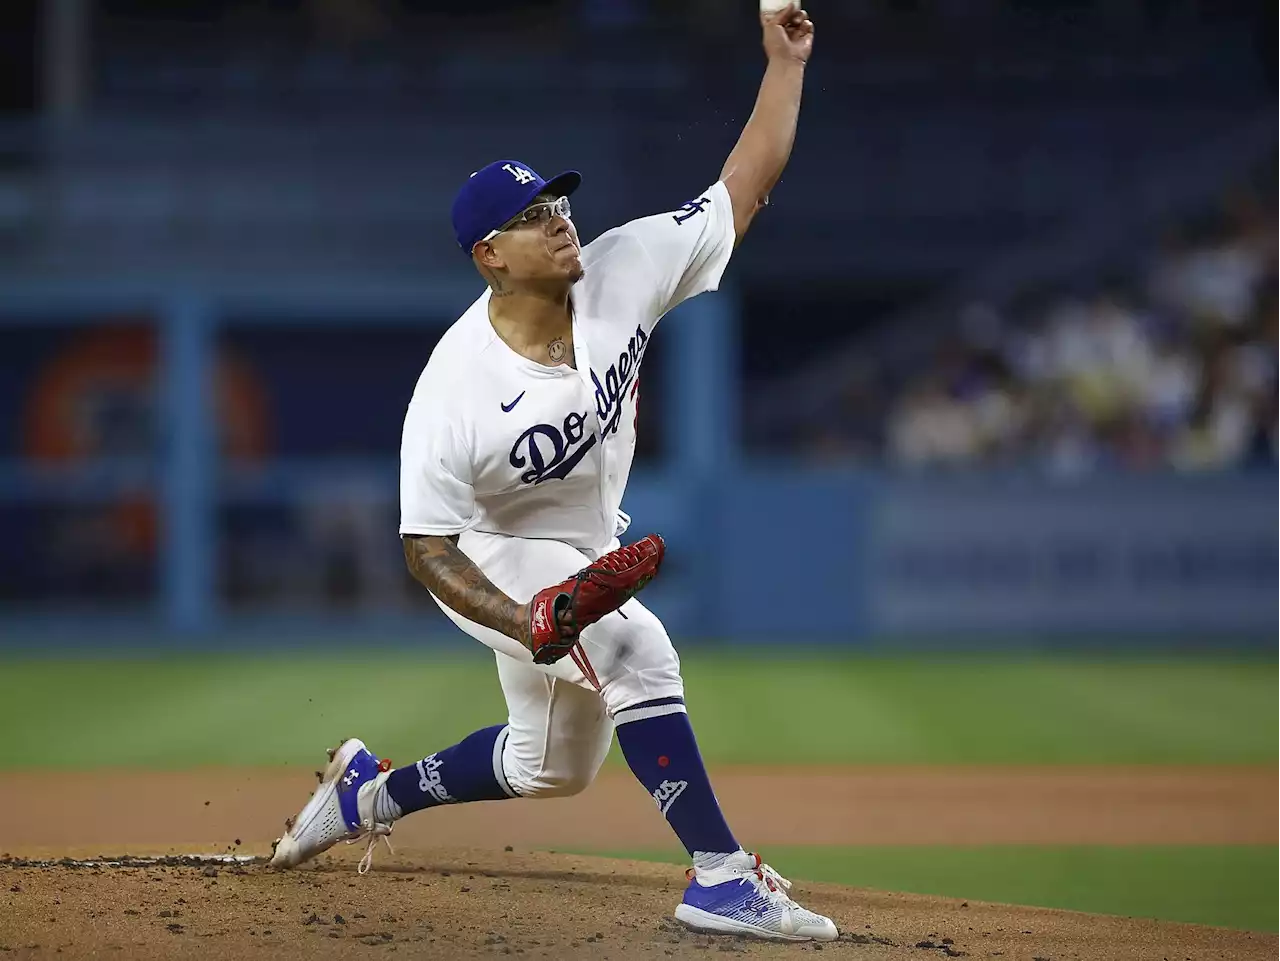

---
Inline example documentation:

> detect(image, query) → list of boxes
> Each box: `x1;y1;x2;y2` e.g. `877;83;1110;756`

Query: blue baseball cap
451;160;582;253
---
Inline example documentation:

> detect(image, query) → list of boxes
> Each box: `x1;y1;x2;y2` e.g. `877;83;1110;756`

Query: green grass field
1;649;1274;930
0;650;1274;768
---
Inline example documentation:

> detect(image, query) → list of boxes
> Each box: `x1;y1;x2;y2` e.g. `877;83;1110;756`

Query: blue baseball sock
613;698;739;861
377;724;517;821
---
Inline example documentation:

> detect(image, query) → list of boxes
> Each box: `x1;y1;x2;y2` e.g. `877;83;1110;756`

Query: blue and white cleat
674;851;839;942
269;737;394;873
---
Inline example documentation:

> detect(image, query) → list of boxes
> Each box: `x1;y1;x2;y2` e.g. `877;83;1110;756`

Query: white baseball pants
429;529;687;800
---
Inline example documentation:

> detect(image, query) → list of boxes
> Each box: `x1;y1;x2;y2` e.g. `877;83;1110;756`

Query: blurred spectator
861;179;1279;476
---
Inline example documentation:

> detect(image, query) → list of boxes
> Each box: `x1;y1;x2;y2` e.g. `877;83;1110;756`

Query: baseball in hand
760;0;794;13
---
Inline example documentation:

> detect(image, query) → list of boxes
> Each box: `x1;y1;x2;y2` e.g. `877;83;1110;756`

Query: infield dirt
0;766;1275;960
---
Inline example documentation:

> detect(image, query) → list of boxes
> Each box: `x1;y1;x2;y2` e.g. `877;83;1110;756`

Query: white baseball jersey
400;181;735;551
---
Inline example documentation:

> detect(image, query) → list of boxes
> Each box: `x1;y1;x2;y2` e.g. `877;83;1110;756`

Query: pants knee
499;752;599;798
499;707;612;800
506;766;598;799
599;624;685;717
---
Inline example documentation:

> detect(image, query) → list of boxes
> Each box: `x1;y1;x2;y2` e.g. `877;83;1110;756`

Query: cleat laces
690;853;799;906
348;760;395;875
749;854;797;904
351;823;394;875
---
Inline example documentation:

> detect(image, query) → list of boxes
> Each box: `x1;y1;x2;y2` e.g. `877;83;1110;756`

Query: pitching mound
1;847;1274;961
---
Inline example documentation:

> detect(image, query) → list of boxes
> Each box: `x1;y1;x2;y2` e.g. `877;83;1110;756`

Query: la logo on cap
503;163;536;185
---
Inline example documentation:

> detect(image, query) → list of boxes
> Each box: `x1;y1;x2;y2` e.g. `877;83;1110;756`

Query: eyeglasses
482;196;572;243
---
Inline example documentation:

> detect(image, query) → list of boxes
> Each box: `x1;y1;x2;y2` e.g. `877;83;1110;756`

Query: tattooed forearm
402;535;528;645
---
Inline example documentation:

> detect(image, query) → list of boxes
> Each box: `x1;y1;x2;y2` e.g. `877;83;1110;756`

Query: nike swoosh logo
500;391;526;413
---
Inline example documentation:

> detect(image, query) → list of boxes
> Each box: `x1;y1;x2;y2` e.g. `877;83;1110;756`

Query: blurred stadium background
0;0;1275;935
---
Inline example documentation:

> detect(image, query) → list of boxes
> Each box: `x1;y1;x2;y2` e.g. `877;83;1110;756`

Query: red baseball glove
526;534;665;665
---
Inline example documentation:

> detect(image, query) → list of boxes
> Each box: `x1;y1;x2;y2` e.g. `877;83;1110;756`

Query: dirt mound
1;847;1274;961
1;767;1274;958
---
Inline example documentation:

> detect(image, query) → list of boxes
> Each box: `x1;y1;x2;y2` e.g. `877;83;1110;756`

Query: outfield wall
706;471;1277;642
0;469;1273;648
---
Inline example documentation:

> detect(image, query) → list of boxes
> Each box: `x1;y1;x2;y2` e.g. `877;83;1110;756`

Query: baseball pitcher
270;4;834;942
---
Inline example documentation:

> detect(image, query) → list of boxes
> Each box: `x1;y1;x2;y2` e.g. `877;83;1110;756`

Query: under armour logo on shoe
342;769;360;786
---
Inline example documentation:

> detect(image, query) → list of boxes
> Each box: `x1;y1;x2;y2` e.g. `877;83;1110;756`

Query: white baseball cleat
674;851;839;941
269;737;394;873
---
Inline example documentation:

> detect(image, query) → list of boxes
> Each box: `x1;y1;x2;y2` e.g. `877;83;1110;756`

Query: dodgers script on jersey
400;181;735;551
